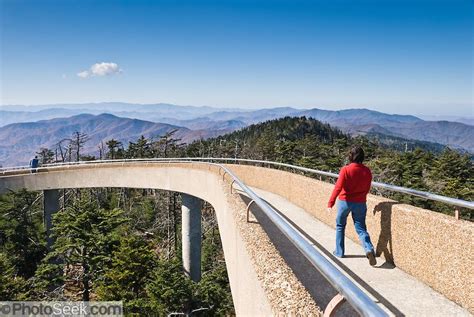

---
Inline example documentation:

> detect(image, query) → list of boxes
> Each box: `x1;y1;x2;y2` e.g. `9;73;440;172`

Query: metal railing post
323;293;346;317
246;200;256;223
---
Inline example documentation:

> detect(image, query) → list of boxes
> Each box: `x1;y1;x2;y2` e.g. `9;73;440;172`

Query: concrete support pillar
181;193;202;282
43;189;60;248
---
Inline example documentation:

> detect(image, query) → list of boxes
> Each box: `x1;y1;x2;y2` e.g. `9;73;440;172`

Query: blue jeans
334;199;374;257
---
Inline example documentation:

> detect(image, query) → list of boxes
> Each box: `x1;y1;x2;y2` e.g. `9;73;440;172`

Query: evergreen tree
146;259;194;315
195;266;234;316
0;190;46;278
97;235;158;315
106;139;124;159
157;130;185;158
36;148;55;164
127;136;152;158
429;149;473;200
28;254;65;300
45;195;128;301
0;252;27;300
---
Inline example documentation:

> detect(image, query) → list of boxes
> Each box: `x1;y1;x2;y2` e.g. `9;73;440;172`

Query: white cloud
77;71;90;78
77;62;122;78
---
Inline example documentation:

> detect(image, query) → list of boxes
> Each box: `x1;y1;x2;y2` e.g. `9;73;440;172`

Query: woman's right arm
327;167;346;208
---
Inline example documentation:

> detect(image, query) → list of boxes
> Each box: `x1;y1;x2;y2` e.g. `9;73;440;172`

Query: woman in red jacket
328;146;376;266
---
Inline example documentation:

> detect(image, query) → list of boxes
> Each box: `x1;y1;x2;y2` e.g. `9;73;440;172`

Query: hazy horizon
1;101;473;119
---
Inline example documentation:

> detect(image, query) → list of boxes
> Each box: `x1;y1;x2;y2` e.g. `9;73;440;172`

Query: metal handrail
0;159;387;316
190;157;474;210
1;157;472;210
219;163;387;317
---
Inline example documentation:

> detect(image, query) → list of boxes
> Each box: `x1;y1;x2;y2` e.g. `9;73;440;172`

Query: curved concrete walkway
239;186;470;317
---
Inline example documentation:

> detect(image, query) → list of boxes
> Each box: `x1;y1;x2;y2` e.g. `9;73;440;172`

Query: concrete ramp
239;186;470;317
1;161;472;316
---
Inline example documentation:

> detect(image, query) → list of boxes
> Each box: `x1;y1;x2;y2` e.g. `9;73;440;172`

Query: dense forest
0;116;472;315
0;188;233;315
184;117;473;218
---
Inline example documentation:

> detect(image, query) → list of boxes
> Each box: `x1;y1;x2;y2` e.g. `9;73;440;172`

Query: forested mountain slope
185;117;473;218
2;103;472;152
0;114;222;166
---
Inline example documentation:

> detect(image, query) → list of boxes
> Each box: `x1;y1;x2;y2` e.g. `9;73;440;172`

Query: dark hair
349;146;364;164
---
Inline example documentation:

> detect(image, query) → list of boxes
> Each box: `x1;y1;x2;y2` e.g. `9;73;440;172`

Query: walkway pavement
238;186;470;317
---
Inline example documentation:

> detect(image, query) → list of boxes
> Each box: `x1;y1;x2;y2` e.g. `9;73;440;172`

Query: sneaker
366;251;376;266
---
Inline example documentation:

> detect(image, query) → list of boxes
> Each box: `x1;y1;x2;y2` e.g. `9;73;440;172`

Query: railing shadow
239;193;405;317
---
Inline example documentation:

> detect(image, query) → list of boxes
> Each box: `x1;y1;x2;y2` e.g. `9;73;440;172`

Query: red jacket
328;163;372;208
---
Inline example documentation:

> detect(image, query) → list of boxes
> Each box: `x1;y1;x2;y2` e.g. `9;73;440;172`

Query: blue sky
1;0;472;116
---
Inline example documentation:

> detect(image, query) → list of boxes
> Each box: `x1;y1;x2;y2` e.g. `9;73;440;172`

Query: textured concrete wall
0;163;320;315
227;164;474;312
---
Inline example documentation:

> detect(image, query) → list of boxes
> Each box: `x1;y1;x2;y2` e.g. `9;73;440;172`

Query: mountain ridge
0;113;216;166
1;103;472;156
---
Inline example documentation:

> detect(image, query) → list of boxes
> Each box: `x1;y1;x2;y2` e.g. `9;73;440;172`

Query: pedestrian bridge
0;159;472;316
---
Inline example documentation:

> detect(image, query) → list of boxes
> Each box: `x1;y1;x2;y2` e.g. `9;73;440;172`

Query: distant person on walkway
30;155;39;173
327;146;376;266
